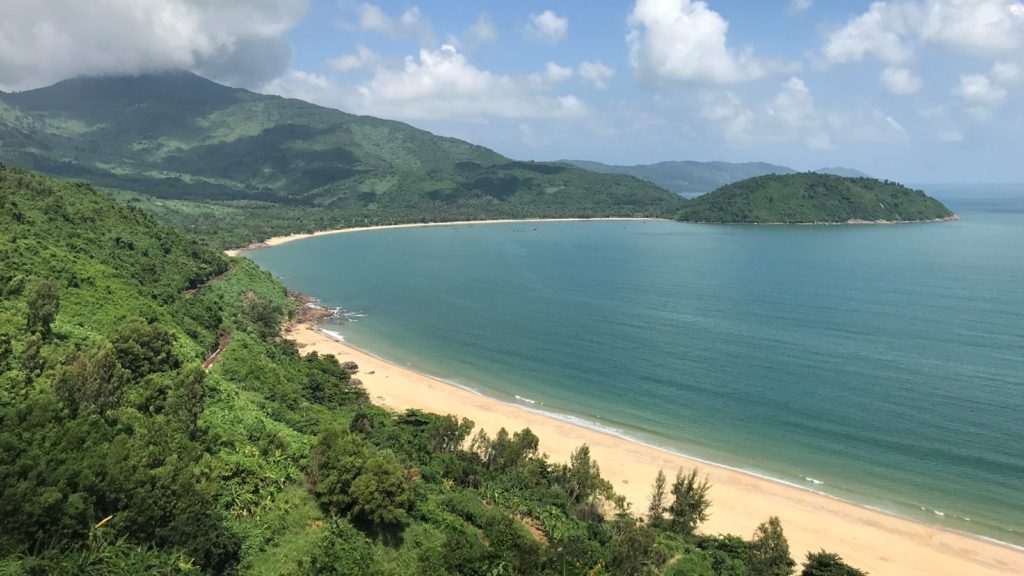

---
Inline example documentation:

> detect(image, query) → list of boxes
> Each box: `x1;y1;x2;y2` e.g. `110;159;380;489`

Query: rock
340;361;359;374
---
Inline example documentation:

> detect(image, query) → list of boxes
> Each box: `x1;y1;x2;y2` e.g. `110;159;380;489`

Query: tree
26;278;60;337
749;516;796;576
667;468;711;537
800;550;866;576
300;519;378;576
349;457;413;526
55;344;132;418
111;317;179;379
647;468;667;527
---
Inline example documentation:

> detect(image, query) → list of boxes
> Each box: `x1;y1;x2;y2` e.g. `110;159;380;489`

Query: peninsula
676;173;956;224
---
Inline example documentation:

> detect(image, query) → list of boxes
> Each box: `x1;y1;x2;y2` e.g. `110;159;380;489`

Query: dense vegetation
566;160;796;197
676;173;954;224
0;73;683;249
0;165;869;574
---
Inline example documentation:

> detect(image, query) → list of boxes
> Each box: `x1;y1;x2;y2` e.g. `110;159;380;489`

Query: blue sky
2;1;1022;182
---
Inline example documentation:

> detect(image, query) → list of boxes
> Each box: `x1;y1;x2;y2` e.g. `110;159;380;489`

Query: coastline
286;321;1023;576
679;214;960;226
224;217;664;256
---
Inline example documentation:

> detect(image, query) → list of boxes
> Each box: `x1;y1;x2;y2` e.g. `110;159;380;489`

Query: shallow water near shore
249;187;1024;547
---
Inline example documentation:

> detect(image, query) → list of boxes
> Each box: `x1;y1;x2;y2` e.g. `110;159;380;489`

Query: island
676;173;956;224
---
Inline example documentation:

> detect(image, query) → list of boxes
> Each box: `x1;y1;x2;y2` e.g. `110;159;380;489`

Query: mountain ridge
0;71;683;248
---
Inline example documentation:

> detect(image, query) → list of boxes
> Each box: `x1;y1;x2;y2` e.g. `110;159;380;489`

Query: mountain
815;166;872;178
676;173;955;224
565;159;796;197
0;72;683;248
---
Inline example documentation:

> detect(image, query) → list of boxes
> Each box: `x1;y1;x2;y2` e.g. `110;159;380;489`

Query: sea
248;184;1024;547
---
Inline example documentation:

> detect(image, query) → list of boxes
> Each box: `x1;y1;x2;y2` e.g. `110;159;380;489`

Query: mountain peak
2;70;242;115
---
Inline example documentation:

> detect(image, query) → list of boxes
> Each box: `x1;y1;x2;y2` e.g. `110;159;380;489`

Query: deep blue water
249;186;1024;546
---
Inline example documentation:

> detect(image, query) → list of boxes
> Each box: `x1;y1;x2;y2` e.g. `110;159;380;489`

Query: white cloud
468;12;498;44
822;0;1024;65
789;0;813;13
992;60;1021;83
918;0;1024;54
328;45;378;72
527;10;569;43
627;0;775;84
821;1;915;65
699;92;754;140
578;60;616;89
352;3;433;45
881;66;923;94
769;77;818;130
699;77;907;149
542;62;574;83
0;0;307;90
351;44;587;120
261;69;340;103
953;73;1007;104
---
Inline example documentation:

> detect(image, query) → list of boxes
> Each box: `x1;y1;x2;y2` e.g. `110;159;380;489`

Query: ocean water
249;187;1024;546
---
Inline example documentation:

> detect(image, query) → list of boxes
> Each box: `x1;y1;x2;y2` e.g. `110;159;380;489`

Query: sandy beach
224;218;662;256
284;321;1024;576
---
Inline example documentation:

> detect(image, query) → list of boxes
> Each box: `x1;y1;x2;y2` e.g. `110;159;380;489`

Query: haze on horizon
2;0;1022;184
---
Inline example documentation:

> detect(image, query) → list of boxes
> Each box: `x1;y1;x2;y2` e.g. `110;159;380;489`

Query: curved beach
284;321;1023;576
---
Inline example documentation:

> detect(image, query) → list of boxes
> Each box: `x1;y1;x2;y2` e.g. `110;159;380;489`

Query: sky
1;1;1023;182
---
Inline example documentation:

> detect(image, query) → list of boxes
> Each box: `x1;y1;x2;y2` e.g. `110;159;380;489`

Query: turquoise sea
249;186;1024;547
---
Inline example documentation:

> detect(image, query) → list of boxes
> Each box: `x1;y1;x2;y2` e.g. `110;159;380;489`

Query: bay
249;187;1024;546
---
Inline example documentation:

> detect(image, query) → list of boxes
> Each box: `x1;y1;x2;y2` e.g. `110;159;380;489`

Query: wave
320;329;345;342
514;395;539;405
804;476;825;485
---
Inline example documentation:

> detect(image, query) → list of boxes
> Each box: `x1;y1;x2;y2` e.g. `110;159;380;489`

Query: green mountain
565;159;796;197
676;173;955;224
0;72;682;248
0;163;865;576
814;166;871;178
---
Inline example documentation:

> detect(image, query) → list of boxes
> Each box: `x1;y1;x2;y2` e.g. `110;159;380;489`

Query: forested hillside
677;173;954;224
566;160;795;197
0;73;683;248
0;166;865;574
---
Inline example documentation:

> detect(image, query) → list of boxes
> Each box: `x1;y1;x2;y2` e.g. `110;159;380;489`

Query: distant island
676;173;955;224
564;160;873;197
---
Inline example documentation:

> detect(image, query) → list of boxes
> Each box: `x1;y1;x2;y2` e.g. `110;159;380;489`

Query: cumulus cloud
881;66;923;94
627;0;777;85
821;2;915;64
350;3;433;45
699;77;907;149
350;44;586;120
468;12;498;44
822;0;1024;65
328;45;378;72
527;10;569;43
0;0;307;90
953;73;1007;104
578;61;616;89
540;62;574;83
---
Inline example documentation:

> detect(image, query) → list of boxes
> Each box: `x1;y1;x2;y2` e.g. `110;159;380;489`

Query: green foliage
0;73;684;249
0;166;868;576
667;469;712;537
568;159;796;197
677;173;954;224
800;550;867;576
749;517;796;576
309;428;412;528
299;519;377;576
25;278;59;337
647;468;668;527
110;317;180;379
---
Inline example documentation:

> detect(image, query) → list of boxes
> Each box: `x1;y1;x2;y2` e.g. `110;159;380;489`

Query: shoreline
285;321;1023;576
679;214;960;226
224;217;664;256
